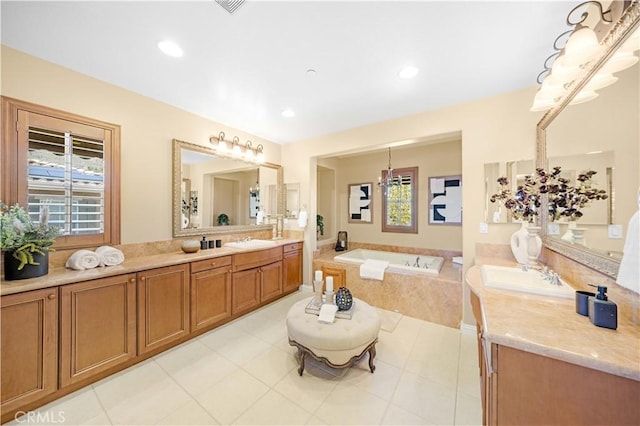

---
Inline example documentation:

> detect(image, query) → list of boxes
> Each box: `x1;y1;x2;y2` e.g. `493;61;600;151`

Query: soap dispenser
200;236;208;250
588;285;617;330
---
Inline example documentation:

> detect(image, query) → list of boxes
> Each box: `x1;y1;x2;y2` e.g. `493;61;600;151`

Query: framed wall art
348;182;373;223
429;175;462;225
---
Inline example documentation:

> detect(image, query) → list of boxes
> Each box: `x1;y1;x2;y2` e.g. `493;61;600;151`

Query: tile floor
9;291;482;425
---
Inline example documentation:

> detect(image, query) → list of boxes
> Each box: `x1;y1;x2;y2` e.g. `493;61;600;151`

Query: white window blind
27;127;105;236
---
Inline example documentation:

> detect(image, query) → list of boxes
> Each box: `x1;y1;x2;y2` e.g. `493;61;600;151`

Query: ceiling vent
216;0;245;14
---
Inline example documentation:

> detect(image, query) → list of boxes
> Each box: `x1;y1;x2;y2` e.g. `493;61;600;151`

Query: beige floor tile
274;369;340;414
233;389;313;425
195;368;269;424
381;403;429;425
81;411;113;425
242;345;298;386
154;399;219;425
392;371;456;425
405;335;460;387
315;381;389;425
375;331;415;369
340;358;402;400
454;392;482;426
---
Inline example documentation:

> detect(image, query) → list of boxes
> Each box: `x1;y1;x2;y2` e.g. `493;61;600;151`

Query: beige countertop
466;261;640;381
1;238;302;296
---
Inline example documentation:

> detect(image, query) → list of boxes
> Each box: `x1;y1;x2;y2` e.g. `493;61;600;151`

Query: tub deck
313;246;462;328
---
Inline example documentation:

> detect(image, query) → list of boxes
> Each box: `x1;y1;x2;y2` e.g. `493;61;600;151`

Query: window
2;97;121;249
381;166;418;233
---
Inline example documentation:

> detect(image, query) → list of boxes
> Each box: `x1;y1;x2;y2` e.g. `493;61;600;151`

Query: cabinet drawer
233;247;283;271
283;242;302;253
191;256;232;274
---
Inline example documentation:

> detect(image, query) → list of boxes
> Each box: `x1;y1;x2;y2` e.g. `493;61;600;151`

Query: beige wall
332;141;462;250
0;46;281;243
2;45;546;326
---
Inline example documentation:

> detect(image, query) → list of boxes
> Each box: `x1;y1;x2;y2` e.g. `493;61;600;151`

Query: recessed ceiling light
306;69;317;76
157;40;183;58
399;66;419;79
282;109;296;118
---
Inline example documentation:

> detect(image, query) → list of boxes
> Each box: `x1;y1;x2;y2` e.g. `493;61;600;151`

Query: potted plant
1;202;59;280
316;214;324;239
217;213;229;226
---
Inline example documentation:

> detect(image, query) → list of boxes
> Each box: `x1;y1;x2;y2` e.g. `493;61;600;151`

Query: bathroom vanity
466;263;639;425
0;240;303;424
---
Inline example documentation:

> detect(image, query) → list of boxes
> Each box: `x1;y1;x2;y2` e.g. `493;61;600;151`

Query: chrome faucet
414;257;420;267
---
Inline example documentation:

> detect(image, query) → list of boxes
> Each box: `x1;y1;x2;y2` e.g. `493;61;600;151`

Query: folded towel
96;246;125;266
359;259;389;281
65;249;100;271
318;304;338;324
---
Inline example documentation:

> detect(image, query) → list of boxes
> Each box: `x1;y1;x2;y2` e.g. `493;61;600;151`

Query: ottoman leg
368;344;377;373
298;351;306;376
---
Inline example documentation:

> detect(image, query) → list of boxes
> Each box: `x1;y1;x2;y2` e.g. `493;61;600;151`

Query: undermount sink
480;265;575;299
224;239;278;249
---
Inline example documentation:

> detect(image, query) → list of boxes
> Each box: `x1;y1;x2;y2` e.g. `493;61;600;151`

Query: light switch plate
608;224;623;239
479;222;489;234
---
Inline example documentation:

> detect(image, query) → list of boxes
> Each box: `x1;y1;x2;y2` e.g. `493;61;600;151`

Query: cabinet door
283;249;302;293
191;267;232;331
1;288;58;416
138;264;190;354
60;274;137;387
261;261;283;303
232;268;260;315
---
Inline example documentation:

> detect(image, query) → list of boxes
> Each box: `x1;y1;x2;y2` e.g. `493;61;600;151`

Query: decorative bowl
181;240;200;253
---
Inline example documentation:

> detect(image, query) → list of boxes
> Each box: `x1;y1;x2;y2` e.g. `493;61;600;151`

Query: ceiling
1;1;574;144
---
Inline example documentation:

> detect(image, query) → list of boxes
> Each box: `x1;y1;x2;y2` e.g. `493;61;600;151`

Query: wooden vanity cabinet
60;274;137;387
1;288;58;419
283;242;303;293
190;256;232;331
137;264;190;355
232;247;283;315
470;290;640;425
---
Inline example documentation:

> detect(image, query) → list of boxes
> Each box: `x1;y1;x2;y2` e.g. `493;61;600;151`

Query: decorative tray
305;298;355;320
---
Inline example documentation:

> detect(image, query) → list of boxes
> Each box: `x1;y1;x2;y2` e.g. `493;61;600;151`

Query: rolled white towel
96;246;125;266
65;249;100;271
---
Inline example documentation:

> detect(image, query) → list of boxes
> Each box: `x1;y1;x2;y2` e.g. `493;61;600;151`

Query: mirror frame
536;2;640;278
172;139;283;238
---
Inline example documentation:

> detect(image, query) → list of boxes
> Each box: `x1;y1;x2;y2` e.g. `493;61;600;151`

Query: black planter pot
4;251;49;281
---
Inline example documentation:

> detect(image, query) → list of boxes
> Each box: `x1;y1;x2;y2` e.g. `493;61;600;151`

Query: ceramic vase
510;222;541;265
4;251;49;281
335;286;353;311
561;221;587;245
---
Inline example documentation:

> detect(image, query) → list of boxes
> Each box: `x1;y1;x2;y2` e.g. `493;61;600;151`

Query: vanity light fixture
209;132;266;165
529;1;640;112
377;147;402;195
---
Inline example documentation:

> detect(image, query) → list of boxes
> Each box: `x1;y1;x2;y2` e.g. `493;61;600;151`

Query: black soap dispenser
588;285;617;330
200;236;208;250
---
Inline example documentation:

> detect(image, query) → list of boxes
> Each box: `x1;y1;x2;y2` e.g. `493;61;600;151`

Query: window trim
2;96;121;249
381;166;418;234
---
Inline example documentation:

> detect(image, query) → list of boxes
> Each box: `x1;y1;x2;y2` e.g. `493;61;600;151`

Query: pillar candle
326;276;333;292
315;270;322;282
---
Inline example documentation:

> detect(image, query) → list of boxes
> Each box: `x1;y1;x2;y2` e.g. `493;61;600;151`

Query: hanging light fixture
377;147;401;194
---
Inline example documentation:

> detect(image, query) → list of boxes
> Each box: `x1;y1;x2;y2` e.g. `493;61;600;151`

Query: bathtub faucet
414;257;420;267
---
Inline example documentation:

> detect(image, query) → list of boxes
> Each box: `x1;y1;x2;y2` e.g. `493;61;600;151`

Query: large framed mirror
172;139;283;238
537;2;639;278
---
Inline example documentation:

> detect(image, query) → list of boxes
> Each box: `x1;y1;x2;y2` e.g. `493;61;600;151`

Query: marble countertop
1;238;302;296
466;261;640;381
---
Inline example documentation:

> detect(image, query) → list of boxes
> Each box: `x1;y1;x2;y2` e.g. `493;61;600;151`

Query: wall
0;46;281;243
334;140;462;251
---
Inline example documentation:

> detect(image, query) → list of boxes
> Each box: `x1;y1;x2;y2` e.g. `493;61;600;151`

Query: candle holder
324;290;334;305
313;280;323;304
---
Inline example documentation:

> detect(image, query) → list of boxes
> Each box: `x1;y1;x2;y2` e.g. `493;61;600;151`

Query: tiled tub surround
313;243;463;328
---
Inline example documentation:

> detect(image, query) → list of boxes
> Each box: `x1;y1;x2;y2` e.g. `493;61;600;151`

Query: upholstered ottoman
286;297;381;376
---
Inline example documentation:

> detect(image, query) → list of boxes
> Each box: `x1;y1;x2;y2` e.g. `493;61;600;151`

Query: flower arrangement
489;166;608;222
0;202;59;270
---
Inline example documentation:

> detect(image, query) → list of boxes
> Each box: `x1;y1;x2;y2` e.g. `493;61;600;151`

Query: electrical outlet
608;224;623;239
479;222;489;234
547;223;560;235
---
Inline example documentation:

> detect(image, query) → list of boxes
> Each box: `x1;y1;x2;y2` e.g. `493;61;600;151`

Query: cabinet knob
130;278;136;283
140;276;146;281
211;262;217;267
48;293;56;300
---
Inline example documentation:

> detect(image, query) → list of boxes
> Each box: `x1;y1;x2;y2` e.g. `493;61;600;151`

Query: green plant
316;214;324;235
0;202;59;270
217;213;229;226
